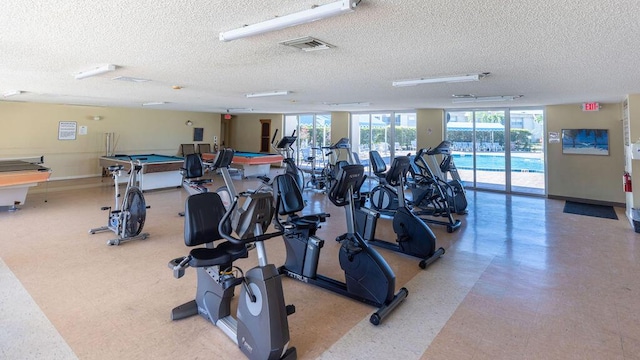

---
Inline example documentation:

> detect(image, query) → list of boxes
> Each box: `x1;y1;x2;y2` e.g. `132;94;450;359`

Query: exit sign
582;102;600;111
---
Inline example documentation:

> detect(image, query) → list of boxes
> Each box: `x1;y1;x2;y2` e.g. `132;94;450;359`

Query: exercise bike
168;190;296;360
354;156;446;268
367;150;402;213
89;157;150;246
178;153;213;216
199;148;239;211
274;164;408;325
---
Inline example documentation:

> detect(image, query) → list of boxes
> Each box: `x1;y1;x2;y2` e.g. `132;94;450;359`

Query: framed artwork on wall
561;129;609;155
193;127;203;142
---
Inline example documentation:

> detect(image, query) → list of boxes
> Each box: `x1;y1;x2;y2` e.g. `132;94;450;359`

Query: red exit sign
582;102;600;111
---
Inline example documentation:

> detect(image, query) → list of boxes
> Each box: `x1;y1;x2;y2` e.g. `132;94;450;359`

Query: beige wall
546;103;624;204
331;112;350;161
416;109;444;150
0;101;220;180
229;113;283;153
7;100;624;204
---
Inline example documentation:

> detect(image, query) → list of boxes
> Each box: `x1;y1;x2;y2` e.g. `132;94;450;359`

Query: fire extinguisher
624;172;633;192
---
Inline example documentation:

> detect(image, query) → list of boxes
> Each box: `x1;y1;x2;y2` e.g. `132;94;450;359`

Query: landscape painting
561;129;609;155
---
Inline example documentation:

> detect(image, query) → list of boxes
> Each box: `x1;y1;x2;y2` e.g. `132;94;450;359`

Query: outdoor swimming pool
452;153;544;173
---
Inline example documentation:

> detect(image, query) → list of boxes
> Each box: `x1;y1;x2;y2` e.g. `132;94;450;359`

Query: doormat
563;201;618;220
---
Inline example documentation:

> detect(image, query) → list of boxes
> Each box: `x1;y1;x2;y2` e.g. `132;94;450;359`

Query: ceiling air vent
279;36;335;52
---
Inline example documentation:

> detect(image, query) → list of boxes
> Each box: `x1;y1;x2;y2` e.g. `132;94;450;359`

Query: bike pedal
222;277;243;290
286;304;296;316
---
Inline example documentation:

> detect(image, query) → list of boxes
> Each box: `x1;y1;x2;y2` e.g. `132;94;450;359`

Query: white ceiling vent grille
279;36;335;52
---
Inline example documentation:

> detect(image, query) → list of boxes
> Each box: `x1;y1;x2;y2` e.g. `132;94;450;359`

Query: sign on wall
58;121;77;140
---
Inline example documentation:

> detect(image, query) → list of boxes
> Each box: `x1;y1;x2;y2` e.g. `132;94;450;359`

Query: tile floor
0;171;638;360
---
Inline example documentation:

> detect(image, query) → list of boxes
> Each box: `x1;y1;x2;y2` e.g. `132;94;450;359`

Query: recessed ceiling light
142;101;167;106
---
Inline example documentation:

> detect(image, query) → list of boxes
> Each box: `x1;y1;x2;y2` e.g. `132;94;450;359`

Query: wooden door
260;119;271;152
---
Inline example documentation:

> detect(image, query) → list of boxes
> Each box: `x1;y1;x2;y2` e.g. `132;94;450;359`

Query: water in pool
452;153;543;172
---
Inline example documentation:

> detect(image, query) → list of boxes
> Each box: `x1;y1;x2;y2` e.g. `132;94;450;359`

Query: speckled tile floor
1;172;638;360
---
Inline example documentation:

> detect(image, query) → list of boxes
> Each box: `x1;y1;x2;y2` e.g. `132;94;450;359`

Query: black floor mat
563;201;618;220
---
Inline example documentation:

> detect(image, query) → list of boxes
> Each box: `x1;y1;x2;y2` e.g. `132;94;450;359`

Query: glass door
284;114;331;171
474;110;506;191
445;108;545;194
509;109;545;195
351;112;417;174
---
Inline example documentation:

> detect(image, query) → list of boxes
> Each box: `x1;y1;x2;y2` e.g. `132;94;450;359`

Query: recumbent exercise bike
274;164;408;325
168;190;296;360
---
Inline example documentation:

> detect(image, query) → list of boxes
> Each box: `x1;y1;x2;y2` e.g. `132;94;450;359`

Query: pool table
99;154;184;191
0;158;51;209
202;151;283;178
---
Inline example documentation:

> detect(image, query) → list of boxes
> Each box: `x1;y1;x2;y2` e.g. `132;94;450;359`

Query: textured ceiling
1;0;640;114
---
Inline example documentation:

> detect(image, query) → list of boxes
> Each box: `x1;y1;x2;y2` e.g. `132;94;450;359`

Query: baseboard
547;195;624;208
29;176;109;194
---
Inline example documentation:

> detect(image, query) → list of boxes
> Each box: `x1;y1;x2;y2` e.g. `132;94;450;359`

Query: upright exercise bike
355;156;446;268
168;190;296;360
89;157;149;246
274;164;408;325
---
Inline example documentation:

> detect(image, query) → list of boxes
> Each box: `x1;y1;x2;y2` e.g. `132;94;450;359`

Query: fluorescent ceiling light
3;90;23;97
451;95;523;103
74;64;117;80
392;73;490;87
112;76;150;83
245;90;290;98
226;108;253;112
142;101;167;106
324;101;370;107
219;0;357;42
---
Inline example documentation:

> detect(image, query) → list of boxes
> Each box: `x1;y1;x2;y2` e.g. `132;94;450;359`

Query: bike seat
108;165;124;172
287;214;328;229
185;179;212;185
216;241;249;259
188;248;231;267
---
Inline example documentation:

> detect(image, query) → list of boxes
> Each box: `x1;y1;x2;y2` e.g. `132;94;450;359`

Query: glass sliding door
446;111;475;186
445;108;545;195
284;114;331;172
509;109;545;194
351;111;417;174
352;113;372;172
395;112;417;156
474;110;506;191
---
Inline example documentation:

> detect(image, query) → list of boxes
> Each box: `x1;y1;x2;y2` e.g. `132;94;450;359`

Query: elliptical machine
168;190;296;360
409;148;463;232
424;141;467;214
273;164;408;325
271;129;305;191
355;156;446;268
